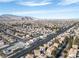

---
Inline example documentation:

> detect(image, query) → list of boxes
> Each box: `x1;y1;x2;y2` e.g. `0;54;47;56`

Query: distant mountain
0;14;37;21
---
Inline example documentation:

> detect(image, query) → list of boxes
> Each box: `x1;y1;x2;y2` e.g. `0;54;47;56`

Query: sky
0;0;79;19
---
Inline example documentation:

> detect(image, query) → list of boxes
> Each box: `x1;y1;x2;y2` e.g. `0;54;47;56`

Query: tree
73;37;79;45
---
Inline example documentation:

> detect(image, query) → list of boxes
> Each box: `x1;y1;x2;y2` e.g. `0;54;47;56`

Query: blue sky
0;0;79;19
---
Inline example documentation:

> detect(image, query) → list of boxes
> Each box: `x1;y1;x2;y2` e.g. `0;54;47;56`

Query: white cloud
17;0;51;6
0;8;79;19
0;0;15;3
0;10;49;15
58;0;79;5
0;8;78;15
5;10;51;15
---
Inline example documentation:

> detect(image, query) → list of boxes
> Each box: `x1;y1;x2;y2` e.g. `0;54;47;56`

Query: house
67;48;78;58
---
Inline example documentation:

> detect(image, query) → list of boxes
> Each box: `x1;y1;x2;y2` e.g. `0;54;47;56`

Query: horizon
0;14;79;20
0;14;79;21
0;0;79;19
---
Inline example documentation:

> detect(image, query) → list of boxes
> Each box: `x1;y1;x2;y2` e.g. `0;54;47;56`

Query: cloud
17;0;52;6
0;8;79;19
0;8;78;15
0;0;15;3
3;10;50;15
0;10;48;16
58;0;79;5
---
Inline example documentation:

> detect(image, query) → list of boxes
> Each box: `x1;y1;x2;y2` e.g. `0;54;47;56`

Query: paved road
0;22;78;58
0;29;25;42
7;22;78;58
56;40;68;58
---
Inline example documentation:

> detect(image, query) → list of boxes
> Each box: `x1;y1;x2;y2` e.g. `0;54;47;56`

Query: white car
39;36;44;39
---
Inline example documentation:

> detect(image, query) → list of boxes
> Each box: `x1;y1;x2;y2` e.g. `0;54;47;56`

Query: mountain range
0;14;38;21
